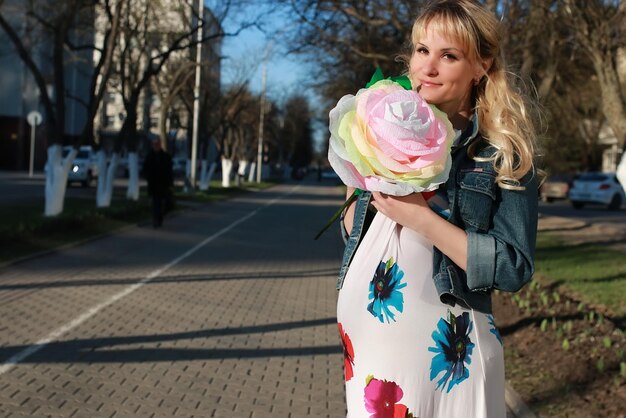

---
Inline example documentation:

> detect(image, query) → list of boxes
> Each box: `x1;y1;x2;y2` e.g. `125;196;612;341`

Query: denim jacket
337;118;539;314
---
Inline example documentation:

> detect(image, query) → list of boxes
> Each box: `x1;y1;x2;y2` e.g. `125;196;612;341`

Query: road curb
505;382;537;417
538;214;589;232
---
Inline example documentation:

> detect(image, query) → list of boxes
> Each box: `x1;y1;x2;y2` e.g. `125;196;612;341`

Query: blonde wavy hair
409;0;541;189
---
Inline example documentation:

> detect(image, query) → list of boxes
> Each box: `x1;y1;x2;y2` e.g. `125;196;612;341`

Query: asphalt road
3;171;623;236
539;199;626;231
0;171;139;204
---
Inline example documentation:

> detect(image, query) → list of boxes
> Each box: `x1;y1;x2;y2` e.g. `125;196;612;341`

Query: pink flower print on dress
363;375;417;417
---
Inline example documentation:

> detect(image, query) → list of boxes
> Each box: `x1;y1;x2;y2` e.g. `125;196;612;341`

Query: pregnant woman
336;1;541;416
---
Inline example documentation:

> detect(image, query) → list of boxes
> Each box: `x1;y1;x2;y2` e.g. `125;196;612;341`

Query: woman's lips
420;80;441;87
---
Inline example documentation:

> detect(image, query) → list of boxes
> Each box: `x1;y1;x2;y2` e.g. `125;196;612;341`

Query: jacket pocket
458;170;496;231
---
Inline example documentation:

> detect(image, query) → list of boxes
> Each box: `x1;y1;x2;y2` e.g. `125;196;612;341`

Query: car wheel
608;194;622;211
572;201;584;209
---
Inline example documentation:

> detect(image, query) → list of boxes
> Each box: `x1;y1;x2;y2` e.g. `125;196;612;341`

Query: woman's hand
370;191;432;231
371;191;468;271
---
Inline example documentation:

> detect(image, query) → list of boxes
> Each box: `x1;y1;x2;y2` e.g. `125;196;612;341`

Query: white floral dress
336;212;505;418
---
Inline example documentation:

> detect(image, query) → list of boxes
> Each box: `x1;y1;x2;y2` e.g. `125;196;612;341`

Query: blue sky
221;5;326;149
221;7;308;102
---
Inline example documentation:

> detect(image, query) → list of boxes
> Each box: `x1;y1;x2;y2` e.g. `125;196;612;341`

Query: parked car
63;146;98;187
540;174;574;202
568;172;626;210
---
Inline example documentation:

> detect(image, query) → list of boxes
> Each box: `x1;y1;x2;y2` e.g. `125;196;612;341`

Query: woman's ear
479;58;494;77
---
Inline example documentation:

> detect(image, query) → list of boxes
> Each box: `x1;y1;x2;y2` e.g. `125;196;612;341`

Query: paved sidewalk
538;213;626;253
0;180;519;417
0;182;347;417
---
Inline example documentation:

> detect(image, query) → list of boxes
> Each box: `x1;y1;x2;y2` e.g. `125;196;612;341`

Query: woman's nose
421;57;438;76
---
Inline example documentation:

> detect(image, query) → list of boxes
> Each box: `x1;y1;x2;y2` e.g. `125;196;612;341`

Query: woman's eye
442;53;458;61
416;47;428;54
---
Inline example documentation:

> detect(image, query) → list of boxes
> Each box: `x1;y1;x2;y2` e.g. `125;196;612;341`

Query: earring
473;78;480;86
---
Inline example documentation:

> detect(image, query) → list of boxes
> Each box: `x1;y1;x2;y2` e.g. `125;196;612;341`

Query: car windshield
575;173;609;182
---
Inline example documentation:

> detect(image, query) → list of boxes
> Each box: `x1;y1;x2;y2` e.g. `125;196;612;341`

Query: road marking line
0;185;300;376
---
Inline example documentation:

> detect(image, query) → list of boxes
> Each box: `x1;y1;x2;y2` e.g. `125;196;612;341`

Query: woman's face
409;25;482;118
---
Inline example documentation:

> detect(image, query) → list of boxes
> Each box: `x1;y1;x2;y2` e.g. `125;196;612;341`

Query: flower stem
314;189;362;240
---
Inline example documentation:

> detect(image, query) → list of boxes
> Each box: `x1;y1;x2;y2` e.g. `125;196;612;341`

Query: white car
63;146;98;187
568;172;625;210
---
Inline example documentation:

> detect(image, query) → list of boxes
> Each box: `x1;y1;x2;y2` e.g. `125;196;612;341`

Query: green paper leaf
389;75;412;90
365;68;384;88
365;68;412;90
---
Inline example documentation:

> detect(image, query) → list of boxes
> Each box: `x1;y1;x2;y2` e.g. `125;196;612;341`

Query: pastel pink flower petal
326;78;454;196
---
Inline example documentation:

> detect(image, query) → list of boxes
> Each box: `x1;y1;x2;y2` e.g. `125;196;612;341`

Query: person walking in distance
142;138;174;228
336;1;542;416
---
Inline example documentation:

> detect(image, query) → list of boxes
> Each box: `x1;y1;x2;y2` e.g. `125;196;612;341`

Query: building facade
0;0;221;171
0;0;93;171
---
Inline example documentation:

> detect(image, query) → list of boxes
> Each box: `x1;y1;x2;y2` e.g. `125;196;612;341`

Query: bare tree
0;0;92;146
281;0;624;173
562;0;626;148
281;0;424;106
214;85;258;187
282;95;314;179
0;0;122;215
108;0;257;199
152;58;197;149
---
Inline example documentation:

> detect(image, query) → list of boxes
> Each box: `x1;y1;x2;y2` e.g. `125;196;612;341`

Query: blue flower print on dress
367;257;407;323
428;311;475;393
487;314;503;345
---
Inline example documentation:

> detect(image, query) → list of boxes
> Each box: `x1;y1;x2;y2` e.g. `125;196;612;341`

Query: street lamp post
27;111;42;177
256;63;267;183
190;0;204;189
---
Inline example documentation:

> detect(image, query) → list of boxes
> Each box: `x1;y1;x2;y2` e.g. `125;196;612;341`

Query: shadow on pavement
0;317;341;364
0;268;340;294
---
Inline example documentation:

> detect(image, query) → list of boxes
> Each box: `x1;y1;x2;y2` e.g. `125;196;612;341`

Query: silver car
63;146;98;187
568;172;625;210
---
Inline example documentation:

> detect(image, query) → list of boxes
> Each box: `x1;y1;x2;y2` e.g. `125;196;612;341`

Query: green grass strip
535;233;626;317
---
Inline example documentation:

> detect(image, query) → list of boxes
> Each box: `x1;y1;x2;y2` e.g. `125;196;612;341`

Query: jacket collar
452;111;480;150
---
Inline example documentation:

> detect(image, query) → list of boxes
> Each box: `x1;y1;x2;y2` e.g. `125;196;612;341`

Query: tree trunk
198;160;216;191
248;162;256;182
221;157;233;188
596;62;626;148
96;150;119;208
44;145;76;216
120;103;141;200
237;159;249;182
126;152;140;200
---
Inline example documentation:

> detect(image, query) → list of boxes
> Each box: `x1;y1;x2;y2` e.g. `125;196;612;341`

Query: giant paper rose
328;73;454;196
